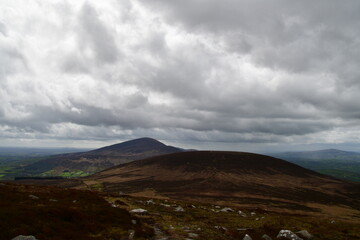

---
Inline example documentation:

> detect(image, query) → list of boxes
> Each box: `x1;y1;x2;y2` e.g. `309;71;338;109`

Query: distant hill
85;151;359;210
270;149;360;161
269;149;360;182
21;138;184;177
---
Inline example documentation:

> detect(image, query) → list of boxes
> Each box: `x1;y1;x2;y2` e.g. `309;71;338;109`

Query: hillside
11;151;360;239
86;151;359;212
0;182;153;240
20;138;183;178
270;149;360;182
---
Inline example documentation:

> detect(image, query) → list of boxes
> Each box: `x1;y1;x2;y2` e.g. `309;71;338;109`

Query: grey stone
296;230;313;239
220;207;234;212
277;230;303;240
12;235;38;240
28;195;39;200
130;208;147;213
262;234;272;240
174;206;185;212
243;234;253;240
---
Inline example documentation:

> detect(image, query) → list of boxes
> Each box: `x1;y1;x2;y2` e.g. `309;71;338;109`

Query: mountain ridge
21;138;184;177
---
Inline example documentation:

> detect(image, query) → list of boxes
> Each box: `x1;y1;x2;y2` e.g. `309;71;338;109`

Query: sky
1;0;360;152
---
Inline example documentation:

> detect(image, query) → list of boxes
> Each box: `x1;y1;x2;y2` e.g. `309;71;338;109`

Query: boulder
243;234;253;240
296;230;313;239
174;206;185;212
220;207;234;212
262;234;272;240
277;230;303;240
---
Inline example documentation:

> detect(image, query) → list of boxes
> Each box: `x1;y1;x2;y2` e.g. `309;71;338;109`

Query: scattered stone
190;205;196;208
130;208;148;213
188;233;199;238
49;199;58;202
160;203;171;207
131;219;137;225
277;230;303;240
220;207;234;212
262;234;272;240
146;199;155;205
238;210;247;217
255;218;259;221
330;220;336;224
250;212;256;216
111;204;117;208
12;236;38;240
214;226;227;232
215;206;221;209
128;230;135;240
174;206;185;212
296;230;313;239
237;228;248;231
29;195;39;200
72;200;77;203
243;234;253;240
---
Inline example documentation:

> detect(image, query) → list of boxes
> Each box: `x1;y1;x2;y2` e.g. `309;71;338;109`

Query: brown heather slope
0;182;154;240
22;138;182;176
87;151;360;214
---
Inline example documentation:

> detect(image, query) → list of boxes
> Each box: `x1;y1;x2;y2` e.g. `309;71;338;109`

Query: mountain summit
22;138;183;176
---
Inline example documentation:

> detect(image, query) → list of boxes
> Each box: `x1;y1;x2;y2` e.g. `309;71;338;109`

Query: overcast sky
1;0;360;152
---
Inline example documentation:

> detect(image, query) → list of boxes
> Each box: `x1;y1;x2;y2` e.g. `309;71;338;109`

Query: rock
262;234;272;240
29;195;39;200
146;199;155;205
238;210;247;217
49;199;58;202
190;205;196;208
130;208;148;213
220;207;234;212
128;230;135;240
243;234;253;240
160;203;171;207
131;219;137;225
12;236;38;240
277;230;303;240
215;205;221;209
188;233;199;238
296;230;313;239
174;206;185;212
72;200;77;203
250;212;256;216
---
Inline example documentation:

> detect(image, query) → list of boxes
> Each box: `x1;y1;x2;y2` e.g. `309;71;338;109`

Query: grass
105;195;360;240
0;182;154;240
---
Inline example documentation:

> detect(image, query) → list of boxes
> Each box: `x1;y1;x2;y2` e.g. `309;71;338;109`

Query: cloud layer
1;0;360;150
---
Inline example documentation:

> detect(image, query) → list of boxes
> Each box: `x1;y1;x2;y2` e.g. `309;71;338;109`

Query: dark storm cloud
1;0;360;148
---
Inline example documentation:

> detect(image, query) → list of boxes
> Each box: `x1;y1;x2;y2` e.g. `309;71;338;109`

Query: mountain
85;151;359;211
269;149;360;182
21;138;183;177
270;149;360;161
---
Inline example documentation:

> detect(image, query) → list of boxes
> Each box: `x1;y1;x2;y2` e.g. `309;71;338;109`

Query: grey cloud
1;0;360;149
78;3;120;64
